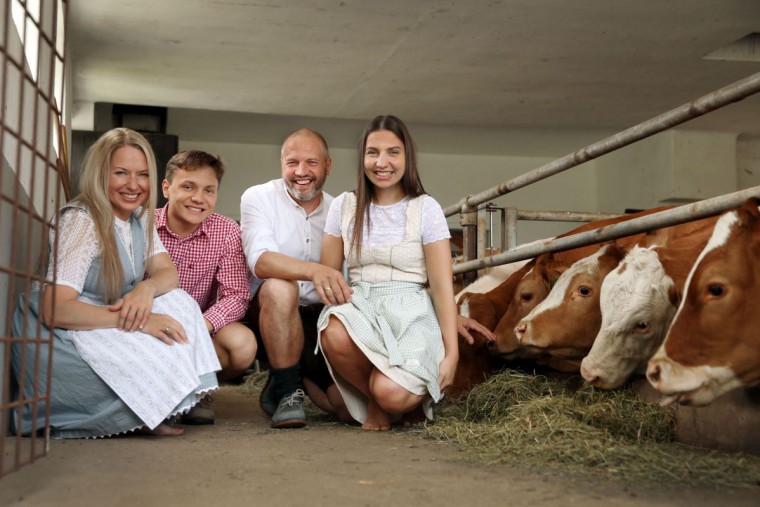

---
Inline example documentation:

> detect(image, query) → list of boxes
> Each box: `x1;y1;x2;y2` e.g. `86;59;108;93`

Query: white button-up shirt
240;178;333;305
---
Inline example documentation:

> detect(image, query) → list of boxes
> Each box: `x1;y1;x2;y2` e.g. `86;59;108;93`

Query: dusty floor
1;385;758;507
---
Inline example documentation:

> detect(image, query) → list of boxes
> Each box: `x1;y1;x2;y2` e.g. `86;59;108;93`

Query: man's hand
312;264;352;306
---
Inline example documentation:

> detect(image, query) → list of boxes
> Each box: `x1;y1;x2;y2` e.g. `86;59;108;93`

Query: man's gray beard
285;182;321;203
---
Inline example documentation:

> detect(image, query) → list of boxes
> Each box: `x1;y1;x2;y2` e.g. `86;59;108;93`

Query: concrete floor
1;385;758;507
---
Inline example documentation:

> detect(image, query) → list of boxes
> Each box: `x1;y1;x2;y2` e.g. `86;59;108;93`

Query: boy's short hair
165;150;225;183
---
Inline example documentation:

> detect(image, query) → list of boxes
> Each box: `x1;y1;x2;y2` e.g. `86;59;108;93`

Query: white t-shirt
323;192;451;246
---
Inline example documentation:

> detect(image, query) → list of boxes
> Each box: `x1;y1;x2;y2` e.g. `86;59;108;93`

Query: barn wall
595;130;741;211
737;134;760;188
72;102;751;243
171;113;603;245
73;103;606;244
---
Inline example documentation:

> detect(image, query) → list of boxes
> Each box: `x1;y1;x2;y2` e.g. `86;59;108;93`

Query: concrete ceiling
69;0;760;134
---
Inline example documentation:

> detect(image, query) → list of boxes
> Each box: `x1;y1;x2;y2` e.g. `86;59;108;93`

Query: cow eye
520;293;533;303
634;321;649;331
578;286;592;296
706;284;725;298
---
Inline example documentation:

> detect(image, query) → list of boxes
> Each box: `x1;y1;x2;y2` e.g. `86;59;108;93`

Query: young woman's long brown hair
74;128;157;303
350;115;426;258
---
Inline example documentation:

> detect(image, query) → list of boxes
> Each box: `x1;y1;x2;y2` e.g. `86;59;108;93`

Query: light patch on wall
703;33;760;62
11;0;41;81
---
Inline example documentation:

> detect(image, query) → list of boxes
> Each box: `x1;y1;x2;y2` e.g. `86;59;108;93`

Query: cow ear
667;284;681;308
643;227;669;247
741;197;760;219
608;243;627;263
536;253;554;267
544;265;566;287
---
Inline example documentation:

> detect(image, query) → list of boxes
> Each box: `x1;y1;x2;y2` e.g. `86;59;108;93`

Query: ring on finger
324;286;332;292
163;327;170;334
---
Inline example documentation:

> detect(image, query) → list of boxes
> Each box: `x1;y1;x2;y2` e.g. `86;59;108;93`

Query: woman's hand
456;315;496;345
110;280;157;331
438;354;458;392
142;313;188;346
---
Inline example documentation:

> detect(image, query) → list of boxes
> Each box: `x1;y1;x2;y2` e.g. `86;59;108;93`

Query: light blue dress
11;204;218;438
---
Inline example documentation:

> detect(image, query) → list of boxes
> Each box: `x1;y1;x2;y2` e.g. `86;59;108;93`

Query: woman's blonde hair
74;128;157;303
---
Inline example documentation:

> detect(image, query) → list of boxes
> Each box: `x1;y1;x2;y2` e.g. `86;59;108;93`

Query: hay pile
424;370;760;488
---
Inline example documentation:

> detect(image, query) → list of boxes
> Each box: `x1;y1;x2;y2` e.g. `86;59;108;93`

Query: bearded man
240;129;351;428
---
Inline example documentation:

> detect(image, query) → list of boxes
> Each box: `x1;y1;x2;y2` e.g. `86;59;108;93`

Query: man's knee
257;279;300;313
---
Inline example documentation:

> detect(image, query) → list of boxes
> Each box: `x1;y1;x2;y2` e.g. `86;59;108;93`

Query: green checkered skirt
317;281;445;422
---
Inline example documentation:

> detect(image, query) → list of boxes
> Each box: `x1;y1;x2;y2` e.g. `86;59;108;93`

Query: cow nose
647;362;661;384
514;322;527;342
580;364;595;383
486;340;495;350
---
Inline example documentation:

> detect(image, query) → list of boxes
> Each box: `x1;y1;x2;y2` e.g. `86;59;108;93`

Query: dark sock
270;364;303;401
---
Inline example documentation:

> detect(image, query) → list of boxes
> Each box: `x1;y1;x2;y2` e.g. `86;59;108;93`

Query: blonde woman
12;128;220;438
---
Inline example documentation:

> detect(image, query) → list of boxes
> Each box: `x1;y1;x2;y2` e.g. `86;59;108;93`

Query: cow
646;200;760;406
453;206;669;389
510;214;719;373
513;243;627;371
487;207;674;359
580;238;709;389
450;260;530;397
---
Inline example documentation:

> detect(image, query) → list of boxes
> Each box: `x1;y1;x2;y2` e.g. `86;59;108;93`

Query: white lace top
324;193;450;246
50;207;166;294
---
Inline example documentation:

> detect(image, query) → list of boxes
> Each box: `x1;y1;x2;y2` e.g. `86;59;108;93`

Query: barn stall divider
443;71;760;455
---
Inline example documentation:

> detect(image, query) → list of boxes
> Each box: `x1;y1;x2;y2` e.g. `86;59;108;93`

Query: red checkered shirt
155;206;250;334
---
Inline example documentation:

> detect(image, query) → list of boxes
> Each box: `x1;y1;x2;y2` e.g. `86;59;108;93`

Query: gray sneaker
271;389;306;429
182;395;214;425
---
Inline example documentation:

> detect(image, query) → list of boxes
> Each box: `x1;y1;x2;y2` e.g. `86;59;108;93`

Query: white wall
71;101;758;244
596;129;749;211
156;106;606;244
737;134;760;189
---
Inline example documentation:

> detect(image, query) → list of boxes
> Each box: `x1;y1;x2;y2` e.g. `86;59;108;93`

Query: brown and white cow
453;206;671;387
451;260;530;397
647;200;760;406
509;213;718;373
580;238;710;389
513;243;628;370
487;207;674;359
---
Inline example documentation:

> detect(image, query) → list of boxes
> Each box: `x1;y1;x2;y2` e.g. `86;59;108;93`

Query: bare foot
362;400;391;431
137;423;185;436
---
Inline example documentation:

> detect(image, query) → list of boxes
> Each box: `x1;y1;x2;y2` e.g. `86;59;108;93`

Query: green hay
424;370;760;488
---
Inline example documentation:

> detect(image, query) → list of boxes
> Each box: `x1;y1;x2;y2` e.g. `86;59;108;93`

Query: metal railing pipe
443;72;760;217
516;210;621;222
453;186;760;275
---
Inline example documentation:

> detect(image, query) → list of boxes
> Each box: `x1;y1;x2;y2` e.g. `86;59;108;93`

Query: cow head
489;254;564;358
581;246;678;389
647;200;760;406
514;243;626;365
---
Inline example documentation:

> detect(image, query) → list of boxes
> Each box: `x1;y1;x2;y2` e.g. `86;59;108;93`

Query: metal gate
0;0;68;478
